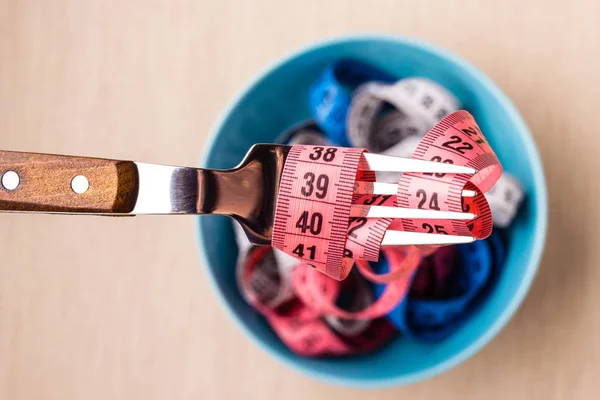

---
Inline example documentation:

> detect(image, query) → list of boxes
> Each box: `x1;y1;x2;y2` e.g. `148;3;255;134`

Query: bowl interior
198;36;546;387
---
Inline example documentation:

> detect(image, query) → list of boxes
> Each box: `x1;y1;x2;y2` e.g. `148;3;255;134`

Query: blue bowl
196;35;547;388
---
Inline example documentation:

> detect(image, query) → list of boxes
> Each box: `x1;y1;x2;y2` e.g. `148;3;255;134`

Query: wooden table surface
1;0;598;398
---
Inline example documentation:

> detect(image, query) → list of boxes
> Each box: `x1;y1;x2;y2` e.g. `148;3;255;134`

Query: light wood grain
0;0;599;399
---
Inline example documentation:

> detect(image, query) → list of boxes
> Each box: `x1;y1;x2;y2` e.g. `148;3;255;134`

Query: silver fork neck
131;162;261;216
131;162;201;214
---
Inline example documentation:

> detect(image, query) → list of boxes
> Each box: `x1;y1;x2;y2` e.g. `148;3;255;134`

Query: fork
0;145;476;246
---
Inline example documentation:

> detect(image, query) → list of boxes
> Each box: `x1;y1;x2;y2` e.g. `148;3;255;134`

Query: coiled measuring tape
236;245;397;356
342;76;524;228
272;110;502;281
377;77;462;128
275;120;332;147
272;117;409;329
309;59;396;146
374;232;505;342
408;241;492;329
372;111;427;156
410;245;459;298
345;77;461;184
347;85;428;152
291;247;422;320
322;270;373;337
346;78;460;150
234;221;296;308
485;173;524;228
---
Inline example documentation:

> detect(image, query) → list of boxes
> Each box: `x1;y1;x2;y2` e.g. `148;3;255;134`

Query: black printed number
461;126;486;145
295;211;323;235
347;217;367;239
416;189;441;210
462;200;471;213
323;148;337;161
309;146;323;160
309;146;337;162
441;135;473;154
423;156;454;178
422;223;448;234
300;172;329;199
362;194;392;206
292;244;317;260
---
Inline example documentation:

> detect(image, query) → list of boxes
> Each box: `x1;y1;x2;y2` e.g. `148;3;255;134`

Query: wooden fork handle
0;150;139;213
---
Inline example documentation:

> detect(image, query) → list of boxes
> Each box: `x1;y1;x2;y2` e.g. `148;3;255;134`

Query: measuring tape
270;114;415;330
272;110;502;281
371;111;427;154
236;245;397;355
408;241;492;328
275;119;332;146
291;247;422;320
310;59;397;146
375;77;461;128
376;239;492;342
484;173;524;228
322;274;373;336
343;77;523;230
476;231;506;302
345;77;462;186
410;245;460;298
375;232;505;342
234;221;296;308
347;84;429;151
347;78;460;149
275;126;524;234
396;110;502;239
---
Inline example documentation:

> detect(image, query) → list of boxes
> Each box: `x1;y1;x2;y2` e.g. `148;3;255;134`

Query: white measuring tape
484;173;525;228
234;221;297;308
287;130;331;146
373;77;461;128
347;77;461;182
323;272;373;337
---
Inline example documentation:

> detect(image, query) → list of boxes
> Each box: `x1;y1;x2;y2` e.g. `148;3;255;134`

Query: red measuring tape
396;110;502;238
237;246;397;356
292;247;421;319
272;110;502;282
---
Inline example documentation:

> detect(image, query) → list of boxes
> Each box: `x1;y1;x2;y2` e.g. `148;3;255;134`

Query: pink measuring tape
272;110;502;282
396;111;502;238
291;247;421;320
237;246;397;356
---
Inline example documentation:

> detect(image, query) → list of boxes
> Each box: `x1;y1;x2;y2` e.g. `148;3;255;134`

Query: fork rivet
2;170;20;190
71;175;89;194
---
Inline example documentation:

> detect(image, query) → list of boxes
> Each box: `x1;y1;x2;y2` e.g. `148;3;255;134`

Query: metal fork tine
362;153;477;174
351;205;476;220
382;230;475;246
356;182;477;197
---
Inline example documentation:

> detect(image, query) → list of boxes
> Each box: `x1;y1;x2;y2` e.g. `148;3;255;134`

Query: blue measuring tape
476;231;506;303
308;59;397;146
373;233;504;342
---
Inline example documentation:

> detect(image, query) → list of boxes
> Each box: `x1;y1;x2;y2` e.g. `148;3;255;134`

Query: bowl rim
195;33;548;388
